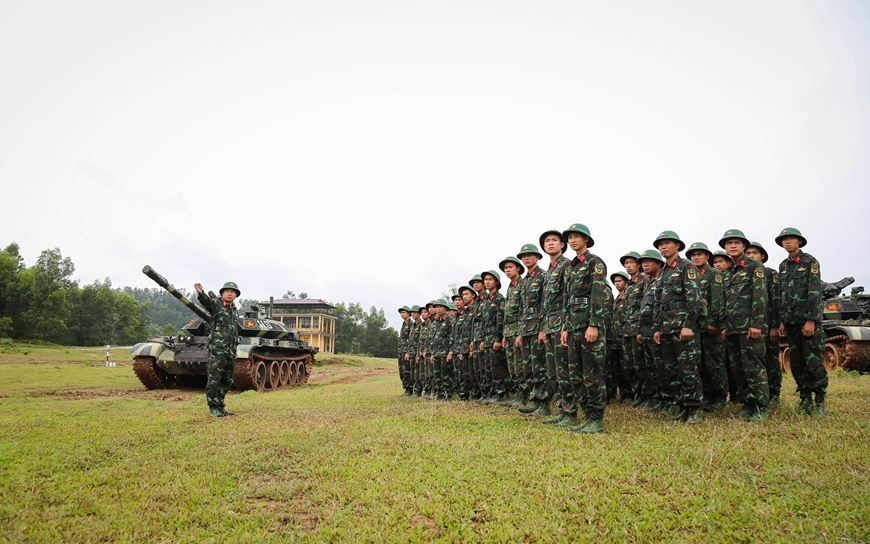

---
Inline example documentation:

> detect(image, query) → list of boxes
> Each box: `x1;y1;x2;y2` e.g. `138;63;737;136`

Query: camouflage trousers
521;335;550;401
765;335;783;398
606;347;625;402
699;331;728;403
206;347;235;409
561;327;607;415
783;323;828;401
726;334;769;408
621;335;643;399
468;348;483;398
659;331;703;408
482;347;510;397
504;338;523;393
544;335;564;408
640;337;662;400
398;354;410;391
426;355;437;394
434;355;453;399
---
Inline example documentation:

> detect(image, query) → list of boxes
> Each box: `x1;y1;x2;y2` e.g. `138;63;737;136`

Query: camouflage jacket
450;309;469;354
541;255;571;335
399;318;412;356
418;319;433;356
639;273;661;339
197;292;239;350
503;279;523;338
657;256;701;332
407;320;422;357
430;315;454;357
623;274;649;337
481;291;506;345
765;266;781;329
458;303;474;353
518;266;545;337
603;287;616;345
696;264;725;331
560;251;608;333
778;251;823;324
611;290;628;340
471;293;487;343
723;256;767;335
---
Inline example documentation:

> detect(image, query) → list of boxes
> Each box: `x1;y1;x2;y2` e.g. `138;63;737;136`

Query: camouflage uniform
656;256;703;414
778;249;828;404
764;264;783;399
638;272;663;405
451;306;472;400
542;255;571;412
503;277;523;396
198;292;239;412
480;291;508;398
622;273;649;401
695;263;728;406
418;318;434;396
407;318;422;395
470;292;487;399
430;312;454;400
560;250;608;422
723;256;769;410
398;316;413;393
518;266;547;402
603;286;620;401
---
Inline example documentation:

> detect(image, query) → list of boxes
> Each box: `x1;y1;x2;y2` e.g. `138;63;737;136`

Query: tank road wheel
133;356;173;390
300;354;314;385
250;360;267;391
780;346;791;375
824;342;842;373
279;360;290;387
293;360;304;385
266;360;281;389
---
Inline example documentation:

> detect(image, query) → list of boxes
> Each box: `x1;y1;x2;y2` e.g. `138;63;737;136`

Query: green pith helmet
499;255;525;275
539;229;566;255
619;251;641;266
516;243;543;259
433;298;449;309
481;269;502;289
447;302;457;311
686;242;713;259
711;250;729;260
451;293;463;302
637;248;664;264
562;223;595;248
468;274;484;286
398;305;411;313
748;241;769;263
427;300;436;308
775;227;807;248
458;284;476;296
410;305;421;313
718;228;751;249
653;230;685;252
219;281;241;296
610;271;630;284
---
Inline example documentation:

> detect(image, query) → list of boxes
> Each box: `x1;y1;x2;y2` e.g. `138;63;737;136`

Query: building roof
262;298;336;310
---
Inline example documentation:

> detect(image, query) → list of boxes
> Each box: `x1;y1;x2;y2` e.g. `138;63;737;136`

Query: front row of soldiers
396;225;829;433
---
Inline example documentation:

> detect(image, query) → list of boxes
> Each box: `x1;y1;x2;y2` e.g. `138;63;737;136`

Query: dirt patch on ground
29;389;195;401
409;515;438;531
331;369;392;384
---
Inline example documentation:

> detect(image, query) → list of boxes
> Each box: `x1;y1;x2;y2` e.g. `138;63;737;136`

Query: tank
780;277;870;374
130;266;318;391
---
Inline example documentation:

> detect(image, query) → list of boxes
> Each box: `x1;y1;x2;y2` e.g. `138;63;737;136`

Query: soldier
430;299;454;401
398;306;413;396
635;250;664;409
609;271;630;402
558;223;608;433
499;256;526;406
538;229;574;426
195;281;241;417
469;275;487;401
685;242;728;412
447;302;458;319
719;229;769;422
602;282;616;403
621;251;648;403
456;285;477;401
448;294;464;397
418;303;434;399
479;270;508;403
746;241;783;408
776;227;828;416
515;244;549;416
407;305;422;397
652;231;703;424
712;251;730;273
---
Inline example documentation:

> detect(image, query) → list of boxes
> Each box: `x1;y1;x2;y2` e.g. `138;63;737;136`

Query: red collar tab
739;260;745;267
550;261;557;268
670;260;677;268
529;269;537;277
700;268;706;275
489;294;495;300
511;279;519;286
579;254;586;263
795;256;801;263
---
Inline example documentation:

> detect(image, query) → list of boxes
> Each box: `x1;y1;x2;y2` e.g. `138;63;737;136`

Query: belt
663;302;687;310
569;296;589;305
505;316;519;324
523;307;540;316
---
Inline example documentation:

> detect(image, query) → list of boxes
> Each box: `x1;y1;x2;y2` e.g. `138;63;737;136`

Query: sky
2;0;869;331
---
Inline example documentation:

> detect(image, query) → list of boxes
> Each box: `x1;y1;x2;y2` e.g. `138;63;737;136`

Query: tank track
827;335;870;372
232;353;314;392
133;356;172;390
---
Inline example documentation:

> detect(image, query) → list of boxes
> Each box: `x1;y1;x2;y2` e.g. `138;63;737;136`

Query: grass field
0;346;868;542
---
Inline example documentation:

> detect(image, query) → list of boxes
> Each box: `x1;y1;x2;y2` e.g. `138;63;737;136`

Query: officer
776;227;828;416
685;242;728;412
195;281;241;417
515;244;549;416
558;223;608;433
746;241;783;408
499;256;526;407
621;251;648;403
652;231;703;424
538;229;573;426
479;270;508;403
719;229;769;422
398;306;413;396
635;250;664;409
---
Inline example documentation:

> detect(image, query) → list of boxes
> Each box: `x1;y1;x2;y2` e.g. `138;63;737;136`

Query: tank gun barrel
142;265;212;321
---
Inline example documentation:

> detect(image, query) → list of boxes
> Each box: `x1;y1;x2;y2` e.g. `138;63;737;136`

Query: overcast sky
2;1;869;331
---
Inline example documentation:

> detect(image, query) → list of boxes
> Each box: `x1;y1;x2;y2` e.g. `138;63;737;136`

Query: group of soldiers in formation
395;225;829;434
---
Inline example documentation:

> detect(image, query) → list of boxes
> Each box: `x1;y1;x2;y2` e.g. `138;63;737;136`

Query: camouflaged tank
130;266;318;391
780;277;870;374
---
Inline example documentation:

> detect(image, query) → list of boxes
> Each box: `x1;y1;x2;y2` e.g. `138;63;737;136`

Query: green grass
0;348;868;542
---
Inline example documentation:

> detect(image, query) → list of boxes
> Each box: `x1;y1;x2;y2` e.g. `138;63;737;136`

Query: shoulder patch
755;267;764;279
499;301;505;311
772;275;779;284
594;263;604;275
811;262;819;275
715;275;722;283
687;268;697;280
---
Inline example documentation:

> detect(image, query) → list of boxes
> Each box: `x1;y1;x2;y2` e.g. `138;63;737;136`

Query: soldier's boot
649;399;665;412
554;413;579;427
577;411;605;434
542;412;566;425
524;400;551;417
684;408;703;424
732;404;755;419
768;395;780;408
501;392;523;407
659;403;679;420
518;400;542;414
220;408;235;416
400;389;410;397
481;395;499;405
811;401;825;418
796;398;814;415
747;405;768;422
703;399;725;413
209;407;226;417
631;396;648;408
669;406;689;422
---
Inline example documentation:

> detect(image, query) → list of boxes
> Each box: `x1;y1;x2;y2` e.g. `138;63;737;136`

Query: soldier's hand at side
707;325;718;336
636;334;642;345
769;328;780;342
803;320;815;337
194;283;204;294
404;354;409;361
447;353;453;363
749;327;762;339
778;323;786;338
560;331;568;347
479;342;485;351
493;342;502;351
720;330;726;341
679;327;693;342
515;336;521;348
585;326;599;344
654;331;661;345
537;331;546;344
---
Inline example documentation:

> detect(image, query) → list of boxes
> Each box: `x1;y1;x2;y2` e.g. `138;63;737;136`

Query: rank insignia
687;269;697;280
811;263;819;274
797;267;806;272
594;263;604;275
755;268;764;279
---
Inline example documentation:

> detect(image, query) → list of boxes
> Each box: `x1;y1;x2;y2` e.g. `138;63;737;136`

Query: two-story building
263;298;337;354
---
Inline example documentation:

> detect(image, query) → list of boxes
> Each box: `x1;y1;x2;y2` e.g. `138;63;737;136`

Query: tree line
0;243;398;357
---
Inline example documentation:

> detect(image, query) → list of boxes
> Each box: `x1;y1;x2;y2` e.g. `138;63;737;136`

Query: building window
312;316;319;329
299;317;311;329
